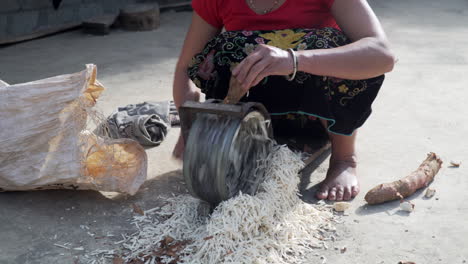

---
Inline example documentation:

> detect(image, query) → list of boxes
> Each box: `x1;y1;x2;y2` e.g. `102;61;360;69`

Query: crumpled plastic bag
0;64;147;195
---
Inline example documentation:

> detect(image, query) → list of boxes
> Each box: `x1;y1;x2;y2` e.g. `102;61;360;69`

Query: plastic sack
0;65;147;195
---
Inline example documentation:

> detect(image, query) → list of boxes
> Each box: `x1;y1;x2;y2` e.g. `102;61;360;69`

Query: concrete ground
0;0;467;263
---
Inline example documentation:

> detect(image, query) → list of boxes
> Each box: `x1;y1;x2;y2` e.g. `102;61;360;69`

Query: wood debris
112;256;124;264
54;243;71;249
450;161;461;168
132;203;145;216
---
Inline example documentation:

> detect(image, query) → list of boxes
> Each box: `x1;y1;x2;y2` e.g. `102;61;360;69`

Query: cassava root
223;76;247;104
365;152;442;205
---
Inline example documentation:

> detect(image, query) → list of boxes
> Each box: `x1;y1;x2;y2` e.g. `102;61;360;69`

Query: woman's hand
232;44;294;92
173;87;200;160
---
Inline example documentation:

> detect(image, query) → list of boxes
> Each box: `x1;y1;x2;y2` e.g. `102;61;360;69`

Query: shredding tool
179;78;274;205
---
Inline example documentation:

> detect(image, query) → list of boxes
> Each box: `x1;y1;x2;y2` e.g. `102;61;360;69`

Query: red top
192;0;339;31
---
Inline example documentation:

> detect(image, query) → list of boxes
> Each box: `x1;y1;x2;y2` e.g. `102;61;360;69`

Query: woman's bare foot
315;122;359;201
316;156;360;201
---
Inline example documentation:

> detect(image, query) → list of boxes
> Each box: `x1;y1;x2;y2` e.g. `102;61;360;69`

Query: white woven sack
0;65;147;195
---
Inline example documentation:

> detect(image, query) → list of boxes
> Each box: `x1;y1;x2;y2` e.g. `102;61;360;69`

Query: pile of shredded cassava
88;145;338;264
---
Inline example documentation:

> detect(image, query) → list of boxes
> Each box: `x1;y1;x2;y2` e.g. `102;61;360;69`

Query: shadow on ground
298;147;331;204
0;170;187;264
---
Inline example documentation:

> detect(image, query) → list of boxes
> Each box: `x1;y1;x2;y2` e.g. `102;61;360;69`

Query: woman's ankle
330;153;358;166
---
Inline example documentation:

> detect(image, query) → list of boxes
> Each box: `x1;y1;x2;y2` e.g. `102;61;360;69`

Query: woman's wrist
295;50;317;74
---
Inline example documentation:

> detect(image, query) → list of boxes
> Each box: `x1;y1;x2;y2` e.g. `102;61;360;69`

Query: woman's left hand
232;44;294;92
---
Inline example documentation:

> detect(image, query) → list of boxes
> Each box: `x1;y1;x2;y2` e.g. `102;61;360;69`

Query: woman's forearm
172;13;220;109
173;65;199;109
297;37;396;80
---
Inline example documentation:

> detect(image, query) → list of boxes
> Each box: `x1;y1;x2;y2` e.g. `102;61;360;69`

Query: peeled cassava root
365;153;442;205
223;76;247;104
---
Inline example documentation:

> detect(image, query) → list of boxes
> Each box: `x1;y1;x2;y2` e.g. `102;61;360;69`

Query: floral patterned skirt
187;28;385;136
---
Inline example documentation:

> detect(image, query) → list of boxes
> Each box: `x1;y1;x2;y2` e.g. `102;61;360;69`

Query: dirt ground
0;0;467;263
